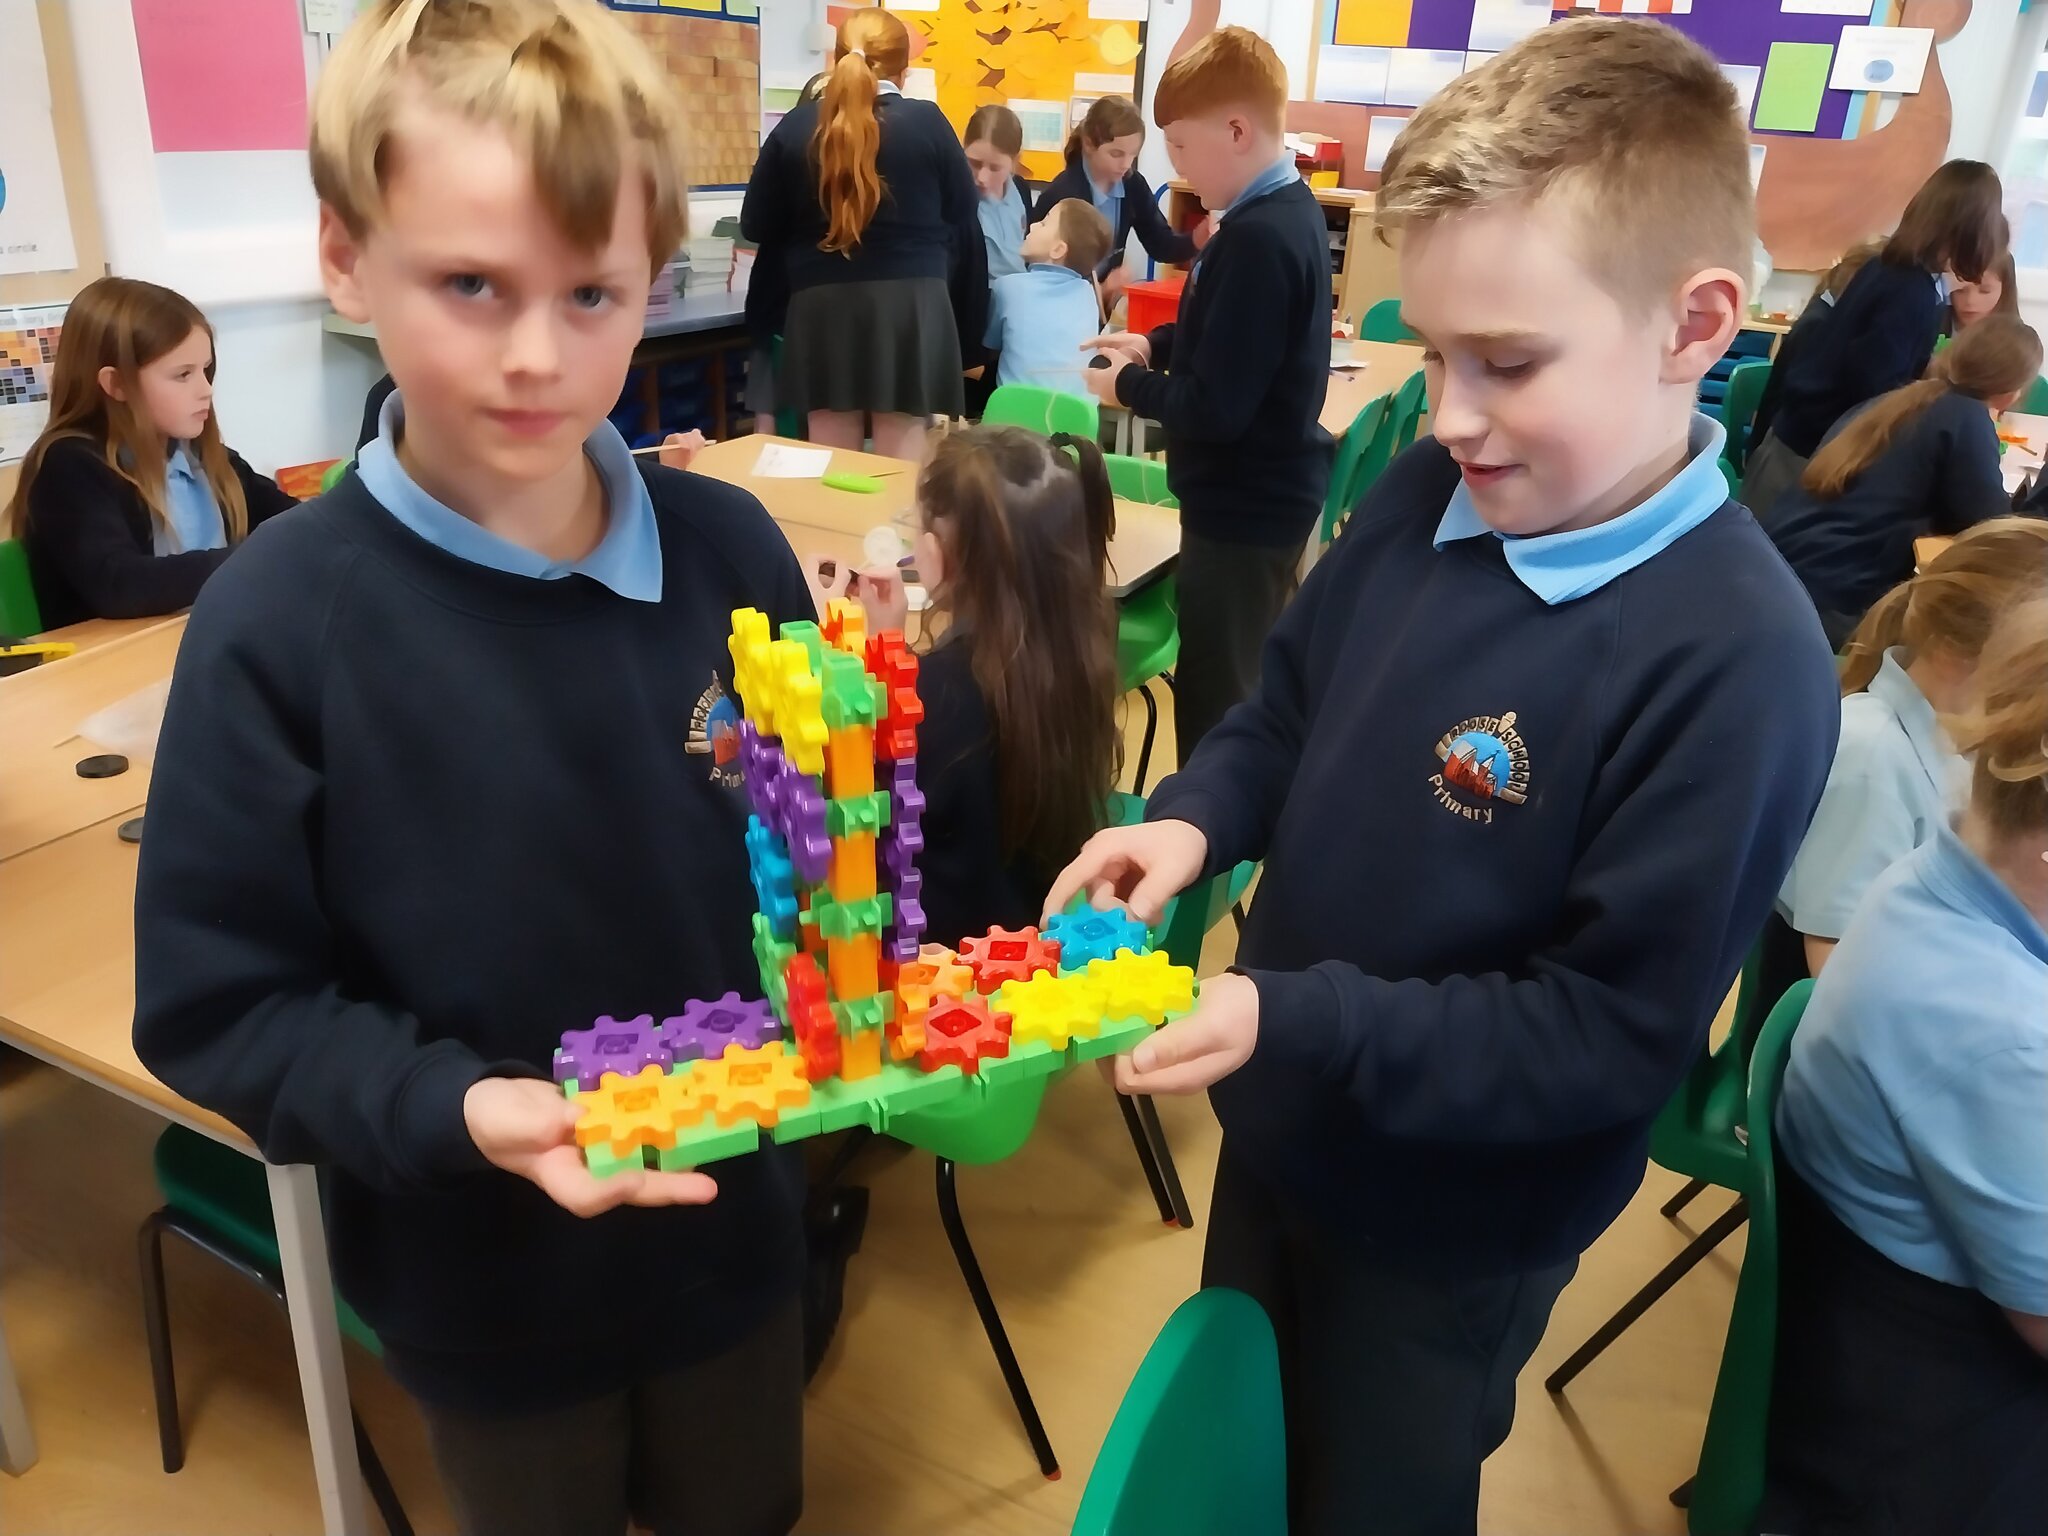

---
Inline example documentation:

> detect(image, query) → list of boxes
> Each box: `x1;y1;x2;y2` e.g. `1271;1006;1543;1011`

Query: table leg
0;1308;36;1476
267;1162;369;1536
712;345;730;442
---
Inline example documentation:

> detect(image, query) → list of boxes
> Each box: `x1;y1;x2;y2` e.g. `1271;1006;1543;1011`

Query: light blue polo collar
1433;414;1729;604
1866;649;1953;800
1922;825;2048;965
1221;155;1300;218
356;391;662;601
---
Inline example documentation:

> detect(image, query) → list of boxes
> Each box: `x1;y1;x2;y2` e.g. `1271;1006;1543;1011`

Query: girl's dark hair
965;104;1023;160
1886;158;2007;284
1063;95;1144;169
1801;315;2042;499
915;426;1121;878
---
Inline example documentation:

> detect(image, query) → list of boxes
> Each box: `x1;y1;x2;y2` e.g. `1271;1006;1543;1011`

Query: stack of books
646;260;680;321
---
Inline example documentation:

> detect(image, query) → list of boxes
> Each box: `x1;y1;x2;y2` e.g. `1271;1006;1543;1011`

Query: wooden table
692;435;1183;598
1322;340;1428;435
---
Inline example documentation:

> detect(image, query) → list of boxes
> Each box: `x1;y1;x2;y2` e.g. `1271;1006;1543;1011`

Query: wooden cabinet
1160;182;1400;332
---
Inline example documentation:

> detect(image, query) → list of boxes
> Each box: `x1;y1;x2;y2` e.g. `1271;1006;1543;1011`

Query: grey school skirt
781;276;965;420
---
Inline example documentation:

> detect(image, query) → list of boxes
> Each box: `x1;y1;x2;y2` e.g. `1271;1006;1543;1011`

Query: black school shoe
801;1183;868;1382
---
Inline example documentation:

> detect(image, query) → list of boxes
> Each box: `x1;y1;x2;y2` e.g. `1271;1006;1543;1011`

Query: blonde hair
1950;593;2048;839
1377;17;1754;314
1803;316;2043;499
1838;518;2048;694
4;277;249;547
813;8;910;255
1153;27;1288;136
310;0;691;276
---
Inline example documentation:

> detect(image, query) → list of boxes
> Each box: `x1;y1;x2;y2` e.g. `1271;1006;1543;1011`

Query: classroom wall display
878;0;1151;181
0;305;65;470
0;8;78;277
606;1;763;190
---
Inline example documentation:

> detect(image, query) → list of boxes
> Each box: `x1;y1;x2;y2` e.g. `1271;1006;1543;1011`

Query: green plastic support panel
584;1139;645;1178
780;620;825;673
824;792;892;838
890;1073;1051;1165
811;891;892;939
868;1059;969;1119
820;650;883;729
654;1117;761;1170
808;1072;903;1134
767;1101;828;1144
833;993;894;1033
1070;1013;1161;1064
980;1037;1064;1088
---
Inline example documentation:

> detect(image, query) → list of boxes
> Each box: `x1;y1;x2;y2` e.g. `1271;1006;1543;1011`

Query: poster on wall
606;1;763;189
0;306;67;470
0;9;79;277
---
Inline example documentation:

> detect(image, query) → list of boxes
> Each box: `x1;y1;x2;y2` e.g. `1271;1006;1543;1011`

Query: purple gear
781;772;832;884
889;759;925;824
660;993;783;1062
883;893;926;964
739;723;787;824
554;1013;669;1090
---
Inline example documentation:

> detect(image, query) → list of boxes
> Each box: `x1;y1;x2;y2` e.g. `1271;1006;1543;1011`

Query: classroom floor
0;703;1747;1536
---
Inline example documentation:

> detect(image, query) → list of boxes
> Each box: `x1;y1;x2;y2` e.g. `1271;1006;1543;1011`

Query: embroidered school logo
686;674;744;789
1429;711;1531;825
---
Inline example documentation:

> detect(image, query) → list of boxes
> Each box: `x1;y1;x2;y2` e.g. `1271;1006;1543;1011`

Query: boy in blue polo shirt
982;197;1111;402
1049;20;1839;1533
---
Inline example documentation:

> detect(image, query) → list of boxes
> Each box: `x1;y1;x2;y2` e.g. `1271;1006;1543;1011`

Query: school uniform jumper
20;434;296;629
1766;830;2048;1536
1144;422;1840;1534
984;261;1102;400
742;87;986;418
1745;257;1945;521
1110;163;1333;755
1030;162;1194;279
133;395;812;1535
1763;388;2016;643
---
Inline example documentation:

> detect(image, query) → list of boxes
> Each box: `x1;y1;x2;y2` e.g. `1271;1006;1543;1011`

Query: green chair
137;1128;414;1534
319;458;352;495
1719;457;1741;498
0;538;43;638
1359;297;1419;344
1546;945;1771;1393
1387;367;1429;453
1681;979;1811;1536
1106;452;1181;793
1070;1288;1287;1536
1315;392;1394;552
1719;360;1771;474
2022;375;2048;415
985;383;1099;437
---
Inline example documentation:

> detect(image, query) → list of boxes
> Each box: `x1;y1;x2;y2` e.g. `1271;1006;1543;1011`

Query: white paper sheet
1087;0;1149;18
1074;72;1137;95
0;9;77;277
1315;46;1390;105
1781;0;1873;15
754;444;835;479
1828;26;1934;94
1365;114;1408;176
1721;63;1762;122
1385;48;1465;110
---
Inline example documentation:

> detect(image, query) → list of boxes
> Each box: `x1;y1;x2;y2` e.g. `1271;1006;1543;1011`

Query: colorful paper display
130;0;310;153
1753;40;1834;132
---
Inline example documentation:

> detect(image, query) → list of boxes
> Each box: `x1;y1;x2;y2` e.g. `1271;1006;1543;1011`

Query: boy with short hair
984;196;1113;401
1082;27;1332;754
1051;20;1840;1531
132;3;810;1533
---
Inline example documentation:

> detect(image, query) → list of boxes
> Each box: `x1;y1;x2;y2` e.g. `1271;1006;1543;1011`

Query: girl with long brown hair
5;276;295;628
830;425;1122;942
1766;588;2048;1536
740;9;984;458
1763;314;2041;644
1746;158;2010;520
1767;518;2048;999
1030;95;1202;300
965;104;1032;282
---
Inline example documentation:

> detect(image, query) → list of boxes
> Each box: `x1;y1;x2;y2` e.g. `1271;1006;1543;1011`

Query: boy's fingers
1130;1013;1223;1075
624;1169;720;1207
1114;1053;1220;1098
1123;864;1184;925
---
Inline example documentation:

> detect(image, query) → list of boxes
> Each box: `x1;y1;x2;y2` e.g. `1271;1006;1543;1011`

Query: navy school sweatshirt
132;468;814;1411
1770;257;1943;458
1146;439;1840;1277
1113;178;1333;547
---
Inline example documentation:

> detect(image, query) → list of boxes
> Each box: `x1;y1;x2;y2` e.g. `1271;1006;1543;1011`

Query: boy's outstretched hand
463;1077;718;1218
1109;971;1259;1096
658;430;707;471
1043;817;1208;927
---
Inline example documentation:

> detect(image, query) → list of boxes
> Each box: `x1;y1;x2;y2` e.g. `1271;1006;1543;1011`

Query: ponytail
1049;430;1116;574
1950;592;2048;839
1839;580;1912;693
1839;516;2048;694
1801;315;2044;499
812;9;909;254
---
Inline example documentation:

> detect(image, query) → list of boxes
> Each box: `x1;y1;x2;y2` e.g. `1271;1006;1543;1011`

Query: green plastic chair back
1103;452;1176;509
1359;297;1418;344
1719;360;1771;473
152;1127;382;1356
319;458;351;495
2022;374;2048;415
985;383;1099;437
1686;979;1812;1536
1387;367;1428;453
1719;456;1741;498
1117;577;1178;692
1648;943;1766;1194
0;538;43;638
1070;1288;1287;1536
1317;391;1392;550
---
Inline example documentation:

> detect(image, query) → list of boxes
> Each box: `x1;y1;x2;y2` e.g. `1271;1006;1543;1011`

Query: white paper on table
1365;114;1408;175
1087;0;1149;18
1721;63;1762;121
1385;48;1466;110
1828;27;1934;94
80;681;172;763
753;443;835;479
1316;46;1390;105
1781;0;1874;15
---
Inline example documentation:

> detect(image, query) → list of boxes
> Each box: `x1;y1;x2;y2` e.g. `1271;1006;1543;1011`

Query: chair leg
1132;681;1160;795
1132;1094;1195;1231
934;1158;1060;1480
1545;1199;1749;1394
354;1411;415;1536
137;1211;186;1474
1114;1089;1177;1225
1670;1475;1695;1509
1660;1177;1709;1220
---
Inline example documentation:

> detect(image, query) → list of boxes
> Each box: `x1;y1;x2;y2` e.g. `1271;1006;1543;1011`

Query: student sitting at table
6;276;296;629
966;104;1032;283
1749;239;1882;459
983;198;1111;403
1763;314;2041;647
1765;590;2048;1536
1032;96;1205;308
1945;249;2020;336
827;425;1120;946
1761;519;2048;1015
